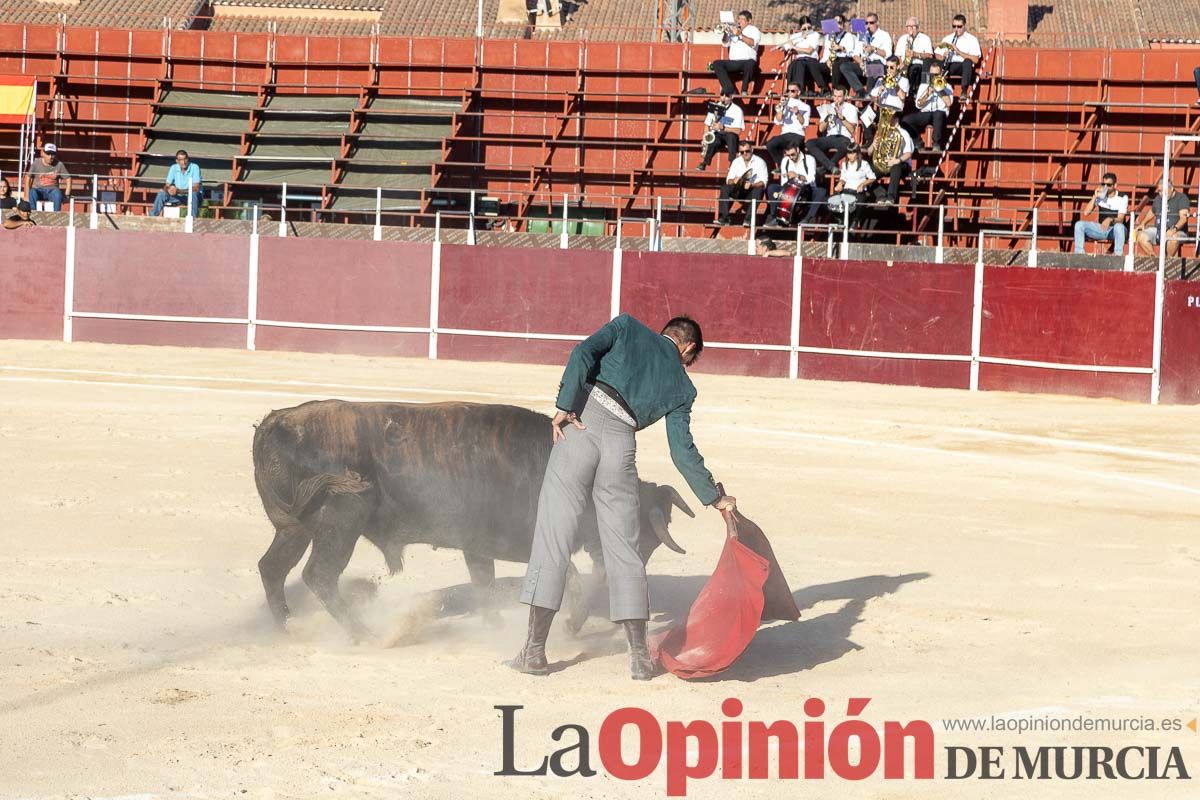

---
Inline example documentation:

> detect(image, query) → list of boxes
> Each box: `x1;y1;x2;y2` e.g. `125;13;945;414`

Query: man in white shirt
897;17;934;90
867;124;915;207
711;10;761;97
697;91;744;170
826;15;862;94
783;16;828;96
936;14;982;92
902;61;955;152
806;87;858;176
844;11;893;98
765;140;826;225
863;55;908;148
765;83;811;168
1073;173;1129;254
716;141;769;226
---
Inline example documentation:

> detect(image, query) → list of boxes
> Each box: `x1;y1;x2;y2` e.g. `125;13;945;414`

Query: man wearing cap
152;150;203;217
26;144;70;212
4;200;36;230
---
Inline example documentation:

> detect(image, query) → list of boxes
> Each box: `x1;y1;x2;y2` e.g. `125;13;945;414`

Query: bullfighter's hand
551;410;586;443
712;494;737;512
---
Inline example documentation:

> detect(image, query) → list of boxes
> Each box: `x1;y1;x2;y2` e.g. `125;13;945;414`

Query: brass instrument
824;33;840;69
931;73;947;92
870;106;904;173
883;70;899;91
900;34;913;70
774;94;788;117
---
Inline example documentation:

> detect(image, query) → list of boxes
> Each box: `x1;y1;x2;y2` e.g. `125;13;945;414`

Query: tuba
870;106;903;174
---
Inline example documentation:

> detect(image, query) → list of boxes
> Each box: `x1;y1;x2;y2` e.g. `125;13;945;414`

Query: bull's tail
252;410;371;535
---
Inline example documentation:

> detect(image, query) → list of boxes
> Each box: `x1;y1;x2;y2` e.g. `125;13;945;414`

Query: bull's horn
665;485;695;518
649;507;686;554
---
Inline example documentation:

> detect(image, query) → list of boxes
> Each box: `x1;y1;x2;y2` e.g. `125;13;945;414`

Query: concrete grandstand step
337;168;431;190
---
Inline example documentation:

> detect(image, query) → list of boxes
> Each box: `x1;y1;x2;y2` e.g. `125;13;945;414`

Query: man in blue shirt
508;314;736;680
151;150;202;217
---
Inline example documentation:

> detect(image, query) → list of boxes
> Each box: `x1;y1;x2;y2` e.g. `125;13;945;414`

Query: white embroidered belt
589;385;636;427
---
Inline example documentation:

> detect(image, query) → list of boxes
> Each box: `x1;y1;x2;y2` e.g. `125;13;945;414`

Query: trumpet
931;73;947;92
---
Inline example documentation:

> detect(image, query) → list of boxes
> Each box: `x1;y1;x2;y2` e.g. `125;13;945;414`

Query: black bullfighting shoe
506;605;555;676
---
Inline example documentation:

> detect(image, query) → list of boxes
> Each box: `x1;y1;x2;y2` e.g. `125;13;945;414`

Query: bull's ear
664;485;695;518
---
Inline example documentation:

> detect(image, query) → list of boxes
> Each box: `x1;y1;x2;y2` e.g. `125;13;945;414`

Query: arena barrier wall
17;226;1199;405
0;226;66;340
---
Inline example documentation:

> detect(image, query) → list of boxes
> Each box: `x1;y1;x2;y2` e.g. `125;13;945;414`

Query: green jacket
555;313;720;505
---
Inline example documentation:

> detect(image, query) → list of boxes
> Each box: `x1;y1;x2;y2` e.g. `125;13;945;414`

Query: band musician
716;141;769;226
806;88;859;177
697;91;744;170
902;61;954;152
765;83;811;168
766;140;826;226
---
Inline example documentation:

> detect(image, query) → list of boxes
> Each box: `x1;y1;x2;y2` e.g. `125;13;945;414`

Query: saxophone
900;34;913;71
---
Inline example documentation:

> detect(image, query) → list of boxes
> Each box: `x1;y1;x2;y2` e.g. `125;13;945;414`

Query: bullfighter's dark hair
662;316;704;359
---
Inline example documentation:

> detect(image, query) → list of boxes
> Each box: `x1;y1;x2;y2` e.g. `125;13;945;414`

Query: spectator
152;150;203;217
902;62;955;152
1135;178;1190;257
0;177;15;211
696;91;744;170
764;83;811;168
782;17;826;96
936;14;982;92
1073;173;1129;254
26;143;69;212
4;199;36;230
710;10;760;97
716;140;768;226
806;88;858;177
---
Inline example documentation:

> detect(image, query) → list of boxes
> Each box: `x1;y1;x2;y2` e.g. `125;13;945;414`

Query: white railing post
826;226;834;258
1151;142;1174;404
247;205;259;351
1124;220;1135;272
610;219;623;320
615;216;622;252
971;235;985;391
936;204;945;263
429;211;442;360
278;181;287;238
840;201;849;260
89;173;98;229
747;200;757;255
655;196;663;251
63;198;76;343
560;193;569;250
789;223;803;380
184;177;194;233
373;186;382;241
1028;207;1038;267
467;190;476;246
476;0;484;38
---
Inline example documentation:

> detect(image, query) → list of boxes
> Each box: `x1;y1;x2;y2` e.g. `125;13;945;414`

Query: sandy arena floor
0;340;1197;800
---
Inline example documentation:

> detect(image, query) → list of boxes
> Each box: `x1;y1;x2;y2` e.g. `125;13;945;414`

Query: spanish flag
0;75;36;124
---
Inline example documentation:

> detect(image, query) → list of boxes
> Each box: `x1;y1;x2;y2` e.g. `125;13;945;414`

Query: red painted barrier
0;226;66;340
1159;280;1200;405
798;259;974;389
620;252;792;378
71;229;249;349
255;238;432;358
978;267;1156;401
436;245;612;365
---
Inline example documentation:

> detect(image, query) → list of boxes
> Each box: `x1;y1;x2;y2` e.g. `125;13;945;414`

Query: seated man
1135;179;1190;257
827;144;876;222
782;17;827;96
26;143;69;212
862;55;908;148
866;123;915;208
764;83;811;168
4;200;36;230
152;150;203;217
710;11;761;96
901;61;954;152
806;88;858;178
716;140;769;226
697;92;744;170
936;15;982;93
765;140;825;226
0;177;15;211
1073;173;1129;254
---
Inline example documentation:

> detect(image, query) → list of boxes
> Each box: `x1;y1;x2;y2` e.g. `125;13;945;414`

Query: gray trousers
520;393;647;621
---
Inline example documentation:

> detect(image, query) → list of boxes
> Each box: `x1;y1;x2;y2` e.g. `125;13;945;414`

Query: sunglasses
1103;182;1115;187
738;149;752;154
867;21;878;26
952;23;964;28
788;88;800;93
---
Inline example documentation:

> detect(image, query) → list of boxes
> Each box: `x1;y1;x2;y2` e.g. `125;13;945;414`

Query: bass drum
774;180;812;225
827;191;858;218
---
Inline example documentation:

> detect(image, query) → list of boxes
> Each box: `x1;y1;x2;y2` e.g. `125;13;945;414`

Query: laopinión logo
494;699;1192;796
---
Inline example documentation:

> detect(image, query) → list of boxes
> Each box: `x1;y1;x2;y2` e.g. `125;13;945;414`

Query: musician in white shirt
1074;173;1129;254
806;87;859;176
844;12;893;97
765;140;826;225
936;14;982;92
765;83;812;168
862;55;908;147
901;61;955;152
866;124;915;207
897;17;934;89
826;15;862;94
697;91;744;170
716;141;769;226
783;16;829;96
711;10;762;97
829;144;876;221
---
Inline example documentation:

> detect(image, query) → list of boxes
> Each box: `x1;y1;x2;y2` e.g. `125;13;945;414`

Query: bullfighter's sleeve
554;313;628;413
665;395;721;506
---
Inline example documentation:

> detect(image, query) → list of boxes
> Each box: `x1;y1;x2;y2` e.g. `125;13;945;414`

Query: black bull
252;399;694;640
